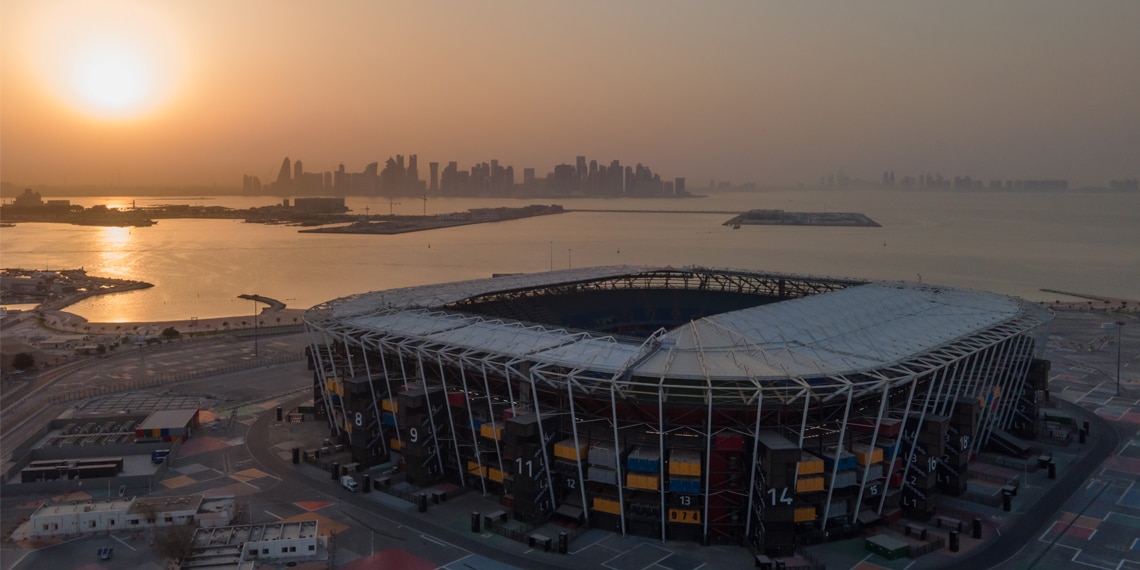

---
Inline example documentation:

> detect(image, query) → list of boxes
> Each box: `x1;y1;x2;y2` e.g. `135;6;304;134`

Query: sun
73;46;153;114
23;1;186;120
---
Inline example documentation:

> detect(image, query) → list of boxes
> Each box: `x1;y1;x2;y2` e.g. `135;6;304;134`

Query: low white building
181;521;325;569
26;495;233;538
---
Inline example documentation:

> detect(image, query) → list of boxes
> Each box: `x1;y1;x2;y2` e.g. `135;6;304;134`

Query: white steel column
457;361;487;495
996;335;1036;436
797;394;811;447
701;391;714;543
436;354;465;487
878;377;918;514
377;343;402;448
821;387;854;524
896;365;952;511
479;362;507;489
324;340;350;437
357;337;388;457
851;383;891;523
309;332;336;433
744;389;764;538
658;387;667;542
416;353;446;477
526;372;559;520
566;380;589;524
973;337;1019;454
502;363;518;417
610;383;627;537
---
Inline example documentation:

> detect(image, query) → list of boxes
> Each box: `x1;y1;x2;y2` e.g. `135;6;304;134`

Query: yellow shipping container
668;461;701;477
467;461;488;478
627;473;659;491
794;506;816;522
853;446;883;466
797;455;824;475
554;441;588;462
480;422;504;440
796;476;825;493
593;497;622;515
488;467;504;483
381;399;398;413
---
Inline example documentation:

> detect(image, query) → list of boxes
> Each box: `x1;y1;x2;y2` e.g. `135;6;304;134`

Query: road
242;394;577;570
959;401;1120;569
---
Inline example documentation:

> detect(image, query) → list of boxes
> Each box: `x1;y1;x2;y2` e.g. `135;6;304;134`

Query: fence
483;515;589;549
884;521;947;558
909;536;946;558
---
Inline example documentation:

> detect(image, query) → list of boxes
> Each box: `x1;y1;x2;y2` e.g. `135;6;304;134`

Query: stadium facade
303;266;1052;553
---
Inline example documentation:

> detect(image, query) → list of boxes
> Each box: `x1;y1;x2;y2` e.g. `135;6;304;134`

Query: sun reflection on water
94;226;136;322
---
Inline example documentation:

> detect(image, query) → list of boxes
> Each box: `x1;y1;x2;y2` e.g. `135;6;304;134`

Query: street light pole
549;241;553;271
253;296;259;358
1117;321;1124;396
568;249;572;270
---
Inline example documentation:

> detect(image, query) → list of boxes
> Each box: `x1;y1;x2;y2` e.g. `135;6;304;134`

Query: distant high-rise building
523;168;536;191
441;161;459;194
294;160;304;182
553;164;576;195
429;162;439;193
407;154;419;191
674;177;686;196
242;175;263;194
276;157;292;187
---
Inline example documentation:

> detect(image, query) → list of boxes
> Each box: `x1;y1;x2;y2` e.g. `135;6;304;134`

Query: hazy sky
2;0;1137;188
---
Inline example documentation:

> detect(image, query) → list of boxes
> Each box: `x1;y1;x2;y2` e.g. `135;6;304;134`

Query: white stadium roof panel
632;283;1021;379
310;266;1047;389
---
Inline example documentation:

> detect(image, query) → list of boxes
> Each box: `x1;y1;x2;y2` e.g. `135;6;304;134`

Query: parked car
98;546;114;560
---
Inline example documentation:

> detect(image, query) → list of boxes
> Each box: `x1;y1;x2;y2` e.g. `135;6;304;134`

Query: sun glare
74;47;152;113
25;2;185;120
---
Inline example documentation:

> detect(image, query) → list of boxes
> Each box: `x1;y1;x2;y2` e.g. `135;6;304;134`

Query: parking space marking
111;533;137;551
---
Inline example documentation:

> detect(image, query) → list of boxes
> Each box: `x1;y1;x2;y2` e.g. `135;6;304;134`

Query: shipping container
668;449;702;476
626;446;661;473
554;439;588;462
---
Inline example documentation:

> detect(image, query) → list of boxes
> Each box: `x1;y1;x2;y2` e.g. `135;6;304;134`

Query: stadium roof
308;266;1050;392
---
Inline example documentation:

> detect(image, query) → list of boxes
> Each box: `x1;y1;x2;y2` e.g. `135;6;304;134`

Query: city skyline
2;1;1138;188
244;153;687;198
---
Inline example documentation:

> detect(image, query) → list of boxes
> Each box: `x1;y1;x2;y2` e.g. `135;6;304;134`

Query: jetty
723;209;880;228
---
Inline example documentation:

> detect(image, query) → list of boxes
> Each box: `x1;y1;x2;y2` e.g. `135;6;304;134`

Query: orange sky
2;1;1138;188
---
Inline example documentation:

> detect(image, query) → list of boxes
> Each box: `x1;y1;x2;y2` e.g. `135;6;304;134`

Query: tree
161;327;181;339
154;522;196;562
96;344;107;355
12;352;35;371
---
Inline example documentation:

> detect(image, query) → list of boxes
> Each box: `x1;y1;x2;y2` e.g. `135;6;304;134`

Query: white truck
340;475;358;492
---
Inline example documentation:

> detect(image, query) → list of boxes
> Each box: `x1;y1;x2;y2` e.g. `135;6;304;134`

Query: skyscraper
276;157;292;188
407;154;420;192
429;162;439;193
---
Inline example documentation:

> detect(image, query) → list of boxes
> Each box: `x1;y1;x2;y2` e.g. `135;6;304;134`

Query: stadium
303;266;1052;553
